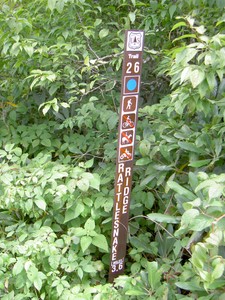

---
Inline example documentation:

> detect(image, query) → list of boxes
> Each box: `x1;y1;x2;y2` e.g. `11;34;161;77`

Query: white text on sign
111;162;132;270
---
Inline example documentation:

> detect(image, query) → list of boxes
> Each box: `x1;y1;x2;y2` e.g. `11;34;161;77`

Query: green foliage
1;0;225;299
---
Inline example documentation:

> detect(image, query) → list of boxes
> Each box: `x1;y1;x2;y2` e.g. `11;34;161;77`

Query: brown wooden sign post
109;30;145;283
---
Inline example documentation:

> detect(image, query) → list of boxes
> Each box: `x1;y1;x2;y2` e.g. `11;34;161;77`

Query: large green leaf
48;0;57;11
92;234;108;252
81;236;92;253
146;261;161;291
190;69;205;88
175;281;205;291
99;28;109;39
167;181;196;200
189;215;213;231
34;199;46;211
84;218;95;231
147;213;181;224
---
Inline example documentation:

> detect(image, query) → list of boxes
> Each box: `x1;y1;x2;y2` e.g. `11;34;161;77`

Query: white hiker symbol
122;132;132;144
126;99;132;110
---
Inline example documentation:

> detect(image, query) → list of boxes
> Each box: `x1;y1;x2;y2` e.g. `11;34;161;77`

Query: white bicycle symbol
120;148;132;160
122;116;134;128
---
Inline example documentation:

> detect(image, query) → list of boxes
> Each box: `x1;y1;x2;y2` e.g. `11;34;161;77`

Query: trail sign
109;30;144;283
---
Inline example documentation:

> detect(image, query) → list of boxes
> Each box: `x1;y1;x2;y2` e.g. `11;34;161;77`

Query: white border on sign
122;95;138;113
123;75;140;94
119;145;134;163
126;31;144;52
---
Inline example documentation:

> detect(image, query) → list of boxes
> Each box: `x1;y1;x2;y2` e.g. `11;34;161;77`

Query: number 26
126;62;140;74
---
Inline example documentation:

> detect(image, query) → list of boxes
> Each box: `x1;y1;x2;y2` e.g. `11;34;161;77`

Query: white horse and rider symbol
121;130;133;145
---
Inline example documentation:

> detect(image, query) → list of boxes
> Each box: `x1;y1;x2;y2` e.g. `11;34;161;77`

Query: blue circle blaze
127;78;137;91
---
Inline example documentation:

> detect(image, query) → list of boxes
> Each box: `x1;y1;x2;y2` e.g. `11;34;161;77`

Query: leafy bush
1;0;225;299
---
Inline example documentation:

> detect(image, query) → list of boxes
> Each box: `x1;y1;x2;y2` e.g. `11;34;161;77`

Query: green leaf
77;267;83;280
94;19;102;27
34;275;43;291
82;264;96;273
84;56;90;66
206;72;217;92
139;140;151;156
34;199;46;211
77;178;89;192
171;21;187;31
92;234;109;252
180;66;191;84
191;243;208;269
74;203;85;218
5;143;14;152
188;159;211;167
13;259;24;276
195;25;206;34
167;181;195;200
61;102;70;108
131;262;141;274
41;139;52;147
12;147;22;156
128;12;136;24
190;69;205;88
216;0;225;8
49;83;60;96
57;284;64;296
176;48;197;64
84;218;95;231
173;34;197;43
208;183;224;199
212;262;224;280
67;179;77;193
24;45;34;57
48;255;61;270
125;290;147;296
56;0;65;13
48;0;57;11
147;213;181;224
64;203;84;223
108;113;118;130
99;28;109;39
146;261;161;291
89;173;100;191
84;158;94;168
136;157;151;165
1;173;13;184
105;80;116;91
195;180;223;197
26;264;38;282
189;215;213;231
178;141;205;154
169;4;177;19
42;104;51;115
64;207;75;224
175;281;205;291
0;150;7;157
72;227;86;236
81;236;92;252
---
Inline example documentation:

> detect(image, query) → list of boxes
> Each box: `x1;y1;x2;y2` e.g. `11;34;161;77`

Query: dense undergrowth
1;0;225;299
